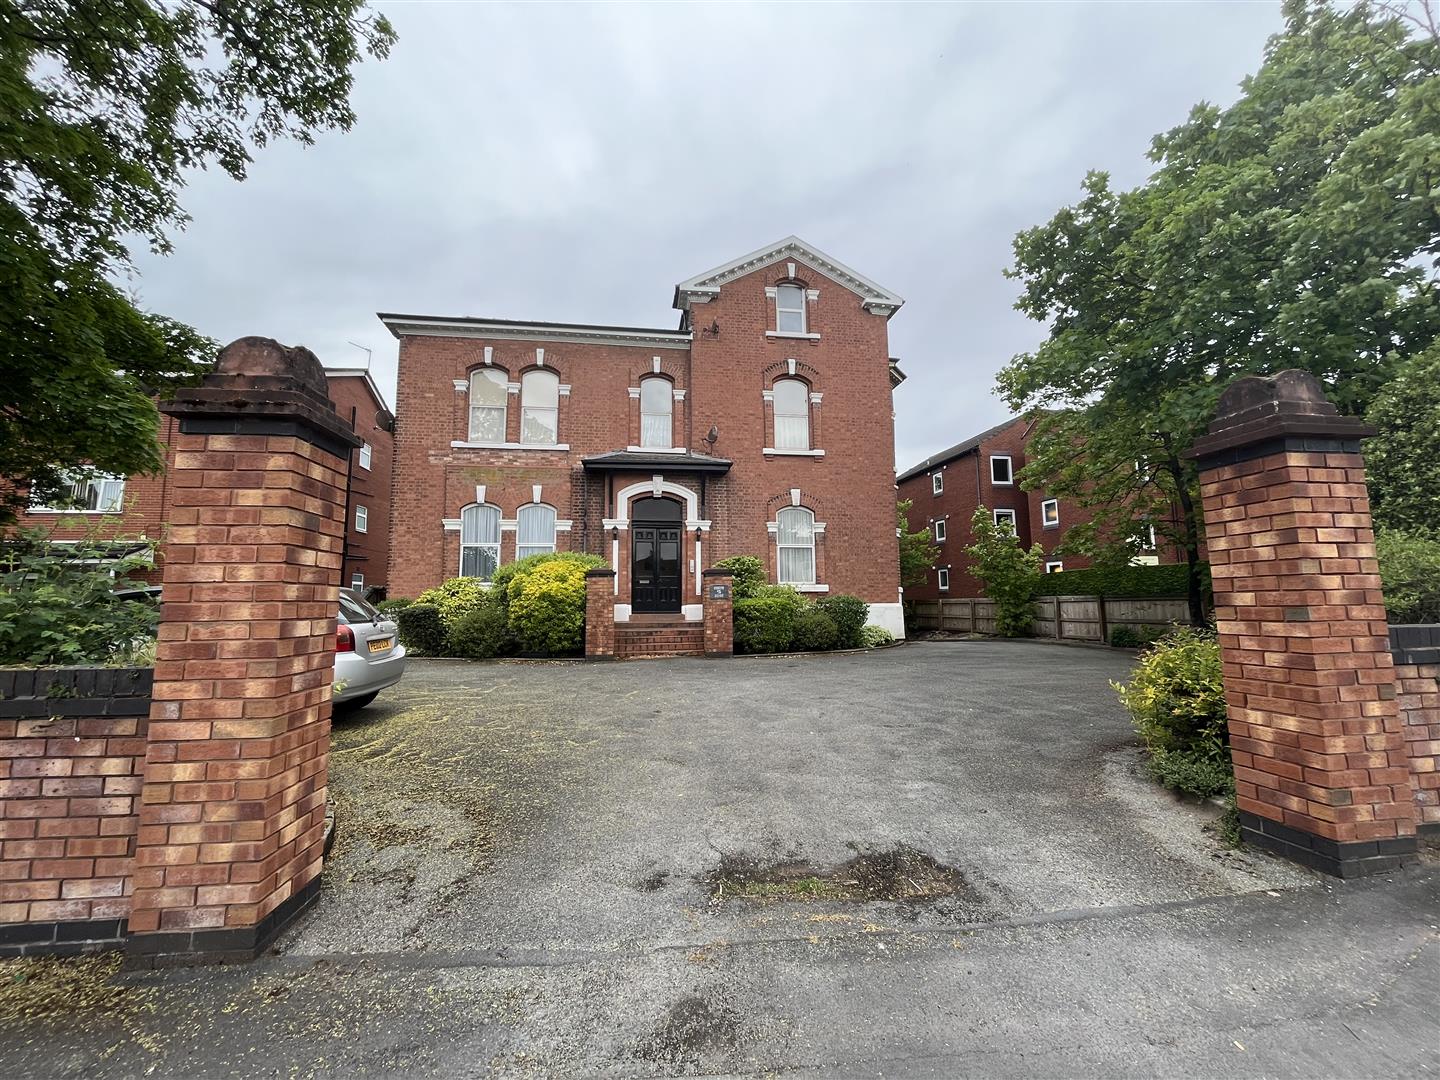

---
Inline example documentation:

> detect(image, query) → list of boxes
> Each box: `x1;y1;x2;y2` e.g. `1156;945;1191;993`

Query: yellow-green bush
415;577;490;629
506;559;590;655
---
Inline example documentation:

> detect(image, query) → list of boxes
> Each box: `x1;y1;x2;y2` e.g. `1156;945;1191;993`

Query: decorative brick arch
761;358;820;386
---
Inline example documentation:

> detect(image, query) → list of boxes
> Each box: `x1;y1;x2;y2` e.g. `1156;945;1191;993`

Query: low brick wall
1392;626;1440;834
0;667;152;956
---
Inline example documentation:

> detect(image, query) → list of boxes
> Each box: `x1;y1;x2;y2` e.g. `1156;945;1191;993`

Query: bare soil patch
704;844;978;906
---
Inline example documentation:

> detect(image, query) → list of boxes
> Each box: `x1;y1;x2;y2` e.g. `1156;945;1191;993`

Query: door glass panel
658;537;679;580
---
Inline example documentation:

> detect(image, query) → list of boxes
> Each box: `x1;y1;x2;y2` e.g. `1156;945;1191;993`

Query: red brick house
11;373;393;593
897;417;1181;601
382;235;908;636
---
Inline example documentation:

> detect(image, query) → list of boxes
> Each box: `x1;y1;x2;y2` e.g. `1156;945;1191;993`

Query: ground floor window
351;572;365;590
937;568;950;591
517;504;557;560
30;471;126;513
776;507;816;585
460;504;501;579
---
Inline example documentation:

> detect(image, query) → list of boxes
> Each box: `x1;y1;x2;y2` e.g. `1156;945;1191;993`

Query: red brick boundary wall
1392;626;1440;831
0;668;150;956
1189;370;1418;877
127;337;359;963
702;569;734;656
584;569;616;659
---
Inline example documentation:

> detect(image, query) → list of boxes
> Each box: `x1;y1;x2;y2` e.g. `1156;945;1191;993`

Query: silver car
333;589;406;710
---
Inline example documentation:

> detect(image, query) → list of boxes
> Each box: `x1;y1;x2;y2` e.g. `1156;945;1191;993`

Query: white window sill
792;583;830;593
763;448;825;457
991;481;1014;487
451;441;570;452
765;331;821;341
27;509;120;515
626;445;684;454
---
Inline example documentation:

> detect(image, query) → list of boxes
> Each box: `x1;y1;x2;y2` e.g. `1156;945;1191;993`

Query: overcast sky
129;0;1283;472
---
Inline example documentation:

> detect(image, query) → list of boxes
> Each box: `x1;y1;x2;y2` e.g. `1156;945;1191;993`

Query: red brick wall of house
387;260;902;613
325;375;394;595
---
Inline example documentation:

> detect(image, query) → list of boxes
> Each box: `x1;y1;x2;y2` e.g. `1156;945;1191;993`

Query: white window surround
358;442;372;471
608;478;710;532
350;573;365;590
993;508;1018;529
639;376;673;449
1041;498;1059;527
932;473;943;495
517;503;558;560
990;455;1014;486
459;503;501;580
355;505;369;533
933;519;946;543
451;440;570;451
772;377;811;452
29;472;126;514
775;283;807;334
1045;560;1065;574
774;506;819;586
469;368;509;443
937;568;950;591
762;448;825;457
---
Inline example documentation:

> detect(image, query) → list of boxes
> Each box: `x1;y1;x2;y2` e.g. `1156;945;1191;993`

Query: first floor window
993;508;1017;531
351;572;365;590
990;455;1013;485
937;568;950;591
355;505;369;533
469;368;509;442
521;369;560;444
30;471;126;513
1041;499;1059;527
460;504;501;579
932;472;943;495
776;507;816;585
640;377;673;449
1045;560;1064;574
517;503;557;559
358;442;373;470
933;519;946;543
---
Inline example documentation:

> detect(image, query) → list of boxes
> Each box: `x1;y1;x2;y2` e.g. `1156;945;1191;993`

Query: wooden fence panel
912;593;1185;639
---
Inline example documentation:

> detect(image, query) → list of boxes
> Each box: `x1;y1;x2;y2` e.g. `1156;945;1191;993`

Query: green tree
1366;342;1440;537
897;499;940;589
965;507;1043;637
0;0;395;522
997;0;1440;624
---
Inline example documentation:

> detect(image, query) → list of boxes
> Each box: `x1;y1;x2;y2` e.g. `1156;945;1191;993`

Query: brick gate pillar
702;569;734;656
1189;370;1417;877
585;569;616;659
127;337;360;962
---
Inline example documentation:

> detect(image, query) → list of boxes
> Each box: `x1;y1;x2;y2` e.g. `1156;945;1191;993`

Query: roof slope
896;416;1027;482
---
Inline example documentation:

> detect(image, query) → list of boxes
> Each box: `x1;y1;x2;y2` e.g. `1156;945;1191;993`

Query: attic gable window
775;284;806;334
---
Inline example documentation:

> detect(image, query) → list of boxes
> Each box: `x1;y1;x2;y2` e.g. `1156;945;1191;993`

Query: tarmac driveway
3;641;1437;1078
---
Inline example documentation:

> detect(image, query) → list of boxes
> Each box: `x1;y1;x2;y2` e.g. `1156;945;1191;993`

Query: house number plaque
708;583;730;600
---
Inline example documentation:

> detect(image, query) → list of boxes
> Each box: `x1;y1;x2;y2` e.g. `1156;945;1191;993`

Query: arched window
639;377;673;449
460;504;501;580
776;507;816;585
775;283;806;333
517;504;557;559
468;368;508;443
773;378;810;451
520;369;559;444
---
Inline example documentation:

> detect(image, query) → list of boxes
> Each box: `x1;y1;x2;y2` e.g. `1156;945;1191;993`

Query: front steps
615;616;705;659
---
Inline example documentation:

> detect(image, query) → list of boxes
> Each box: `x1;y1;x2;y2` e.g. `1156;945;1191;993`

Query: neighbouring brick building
9;372;393;595
897;417;1183;601
383;235;907;636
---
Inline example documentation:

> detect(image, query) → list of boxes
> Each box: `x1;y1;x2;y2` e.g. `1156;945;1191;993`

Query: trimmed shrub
506;559;591;655
395;603;446;656
375;598;412;616
733;590;803;654
447;603;512;659
1376;528;1440;624
792;608;839;651
415;577;490;629
491;552;606;612
1112;628;1231;799
713;555;766;599
1034;563;1209;602
816;594;868;649
860;625;896;648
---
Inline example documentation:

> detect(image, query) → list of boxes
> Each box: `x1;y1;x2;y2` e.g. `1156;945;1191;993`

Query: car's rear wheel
336;691;378;712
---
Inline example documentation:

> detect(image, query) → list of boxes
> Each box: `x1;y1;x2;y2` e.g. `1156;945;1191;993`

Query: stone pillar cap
161;336;361;456
1188;369;1374;461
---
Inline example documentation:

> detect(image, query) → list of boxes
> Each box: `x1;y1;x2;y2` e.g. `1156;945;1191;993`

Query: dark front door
632;525;682;613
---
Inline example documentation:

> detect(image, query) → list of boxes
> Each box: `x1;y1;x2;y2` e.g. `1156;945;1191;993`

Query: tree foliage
1366;342;1440;536
965;507;1043;637
897;499;940;590
997;0;1440;622
0;0;395;522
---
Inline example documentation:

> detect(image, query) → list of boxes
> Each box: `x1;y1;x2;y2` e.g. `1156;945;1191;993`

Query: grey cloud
129;0;1284;470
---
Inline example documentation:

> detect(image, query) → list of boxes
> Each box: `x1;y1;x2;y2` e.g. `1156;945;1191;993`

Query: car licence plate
368;638;392;654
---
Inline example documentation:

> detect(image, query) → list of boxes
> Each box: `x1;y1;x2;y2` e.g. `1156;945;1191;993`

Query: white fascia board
379;316;691;351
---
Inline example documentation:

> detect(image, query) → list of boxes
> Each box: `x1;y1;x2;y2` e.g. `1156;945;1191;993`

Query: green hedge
1032;562;1208;601
733;590;804;653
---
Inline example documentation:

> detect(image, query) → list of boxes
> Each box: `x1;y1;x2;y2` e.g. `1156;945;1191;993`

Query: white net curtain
640;377;673;448
776;507;816;585
773;378;810;450
521;370;559;444
460;504;501;579
517;504;557;559
468;369;507;442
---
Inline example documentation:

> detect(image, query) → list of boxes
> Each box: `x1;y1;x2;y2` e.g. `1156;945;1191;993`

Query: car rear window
338;593;373;626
